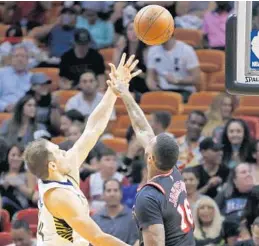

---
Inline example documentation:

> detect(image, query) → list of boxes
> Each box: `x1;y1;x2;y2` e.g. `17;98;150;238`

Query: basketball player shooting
107;63;196;246
23;53;141;246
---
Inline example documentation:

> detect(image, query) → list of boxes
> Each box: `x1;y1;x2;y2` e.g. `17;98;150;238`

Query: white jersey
37;177;89;246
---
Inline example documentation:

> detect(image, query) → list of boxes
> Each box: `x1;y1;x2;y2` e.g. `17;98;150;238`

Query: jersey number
177;198;194;233
38;222;44;241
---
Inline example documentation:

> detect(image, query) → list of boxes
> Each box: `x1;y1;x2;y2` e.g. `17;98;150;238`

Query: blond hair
193;196;224;240
202;93;236;137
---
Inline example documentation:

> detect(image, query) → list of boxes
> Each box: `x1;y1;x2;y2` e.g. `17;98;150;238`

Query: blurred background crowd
0;1;259;246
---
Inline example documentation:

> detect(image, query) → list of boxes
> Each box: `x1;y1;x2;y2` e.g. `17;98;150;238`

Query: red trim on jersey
137;181;166;195
150;168;173;181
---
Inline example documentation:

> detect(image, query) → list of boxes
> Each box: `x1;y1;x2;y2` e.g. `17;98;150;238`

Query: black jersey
133;167;195;246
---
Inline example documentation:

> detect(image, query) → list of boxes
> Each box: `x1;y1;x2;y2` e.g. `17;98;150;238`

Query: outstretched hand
107;53;142;96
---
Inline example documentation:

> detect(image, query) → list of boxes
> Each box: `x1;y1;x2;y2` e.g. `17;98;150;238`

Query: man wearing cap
27;73;53;127
59;28;105;89
192;137;229;198
28;7;77;58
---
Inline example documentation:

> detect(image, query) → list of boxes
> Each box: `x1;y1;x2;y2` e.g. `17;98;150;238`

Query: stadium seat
53;90;79;109
51;136;66;145
140;92;183;115
238;116;259;139
207;71;225;92
0;209;11;232
234;95;259;117
196;49;225;73
196;71;207;91
102;138;128;153
115;98;127;115
183;92;219;114
113;114;151;138
0;24;9;38
30;68;60;91
174;28;203;48
167;115;188;138
0;232;12;245
0;113;12;127
99;48;115;70
16;208;38;236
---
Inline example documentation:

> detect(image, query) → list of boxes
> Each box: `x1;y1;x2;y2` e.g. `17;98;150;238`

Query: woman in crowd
0;144;36;216
193;196;239;246
202;93;236;138
60;109;85;137
113;21;148;93
203;1;232;50
0;94;46;146
216;163;254;223
221;118;252;169
182;168;203;210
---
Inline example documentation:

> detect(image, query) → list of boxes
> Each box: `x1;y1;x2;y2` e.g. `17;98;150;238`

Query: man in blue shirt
92;179;138;245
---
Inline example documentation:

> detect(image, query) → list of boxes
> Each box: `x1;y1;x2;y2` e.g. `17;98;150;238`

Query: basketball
134;5;175;46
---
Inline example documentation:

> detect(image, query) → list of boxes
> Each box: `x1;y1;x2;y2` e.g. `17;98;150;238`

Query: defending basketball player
107;63;196;246
23;54;141;246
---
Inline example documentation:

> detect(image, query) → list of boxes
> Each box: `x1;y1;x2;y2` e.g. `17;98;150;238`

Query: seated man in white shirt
146;36;201;102
7;220;36;246
65;70;116;121
0;44;32;112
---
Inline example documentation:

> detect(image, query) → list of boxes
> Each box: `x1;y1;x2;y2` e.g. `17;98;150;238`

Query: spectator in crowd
242;185;259;237
76;4;114;49
65;71;116;121
149;111;172;136
60;109;85;137
0;144;34;216
0;95;46;146
81;148;129;212
235;217;259;246
59;28;106;89
177;110;207;170
216;163;254;223
221;119;252;169
182;168;203;211
193;196;239;246
122;165;147;209
193;137;229;198
7;220;36;246
93;179;138;245
26;73;52;127
146;35;200;102
203;1;232;50
29;7;77;58
202;93;236;137
251;140;259;185
0;137;9;174
0;44;32;112
119;126;145;179
113;21;148;93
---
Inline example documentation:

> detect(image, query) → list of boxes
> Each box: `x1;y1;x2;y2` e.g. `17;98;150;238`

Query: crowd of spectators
0;1;259;246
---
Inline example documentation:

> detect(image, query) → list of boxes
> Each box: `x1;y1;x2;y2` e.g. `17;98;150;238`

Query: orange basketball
134;5;175;46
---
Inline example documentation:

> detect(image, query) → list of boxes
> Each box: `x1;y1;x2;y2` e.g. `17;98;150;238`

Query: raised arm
45;189;130;246
66;54;141;168
107;63;154;147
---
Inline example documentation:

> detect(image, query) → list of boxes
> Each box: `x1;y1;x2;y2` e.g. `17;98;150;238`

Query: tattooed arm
120;91;155;147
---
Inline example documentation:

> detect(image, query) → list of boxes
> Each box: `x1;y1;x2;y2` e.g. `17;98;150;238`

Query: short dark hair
97;148;116;161
63;110;85;123
188;110;207;122
24;138;54;180
153;111;171;129
182;167;200;180
153;133;179;171
12;220;30;232
103;178;122;191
